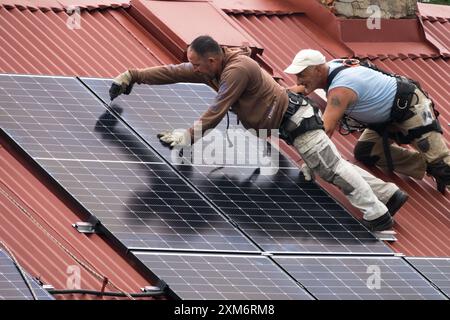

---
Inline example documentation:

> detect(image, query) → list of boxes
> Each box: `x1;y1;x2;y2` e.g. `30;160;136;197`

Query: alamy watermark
366;5;381;30
366;265;382;290
170;127;281;175
66;265;81;290
66;6;82;30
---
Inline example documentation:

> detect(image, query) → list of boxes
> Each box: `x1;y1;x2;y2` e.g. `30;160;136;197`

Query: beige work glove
157;129;191;148
109;70;133;100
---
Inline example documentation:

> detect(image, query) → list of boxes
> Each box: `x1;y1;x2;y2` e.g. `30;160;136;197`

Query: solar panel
81;79;391;255
274;256;447;300
0;75;160;163
176;165;390;254
38;158;257;252
81;79;221;162
0;250;53;300
134;252;313;300
406;257;450;298
0;74;258;252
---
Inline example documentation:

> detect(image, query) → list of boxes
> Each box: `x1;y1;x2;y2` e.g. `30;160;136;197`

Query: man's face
295;66;321;94
187;47;219;79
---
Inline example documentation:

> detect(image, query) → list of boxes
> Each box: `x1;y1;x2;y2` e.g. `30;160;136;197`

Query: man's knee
354;141;380;166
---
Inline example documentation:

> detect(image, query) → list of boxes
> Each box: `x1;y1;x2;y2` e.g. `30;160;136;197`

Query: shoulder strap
326;65;349;92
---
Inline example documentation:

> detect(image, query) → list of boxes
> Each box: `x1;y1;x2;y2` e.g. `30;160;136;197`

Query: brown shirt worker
109;35;408;231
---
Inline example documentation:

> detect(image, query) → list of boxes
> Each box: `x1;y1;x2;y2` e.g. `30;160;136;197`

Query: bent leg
355;128;427;179
395;89;450;190
294;130;388;221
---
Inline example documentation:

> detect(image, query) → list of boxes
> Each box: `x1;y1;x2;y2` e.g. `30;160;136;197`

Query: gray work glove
109;70;133;100
157;129;191;148
301;163;314;181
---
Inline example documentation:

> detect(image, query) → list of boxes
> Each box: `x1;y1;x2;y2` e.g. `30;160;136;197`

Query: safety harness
327;59;442;172
279;91;324;145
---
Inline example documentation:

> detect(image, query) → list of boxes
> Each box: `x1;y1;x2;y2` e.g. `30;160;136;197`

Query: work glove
301;163;314;181
157;129;191;148
109;70;133;100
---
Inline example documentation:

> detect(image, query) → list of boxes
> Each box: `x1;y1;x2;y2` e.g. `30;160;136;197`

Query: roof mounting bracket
141;279;168;293
72;222;97;234
42;284;55;291
373;230;397;242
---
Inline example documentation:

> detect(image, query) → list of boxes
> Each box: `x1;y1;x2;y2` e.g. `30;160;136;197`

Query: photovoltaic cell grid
406;258;450;298
81;78;220;162
0;250;53;300
177;165;390;254
134;252;313;300
0;75;160;163
82;79;391;255
38;158;257;251
81;78;294;169
274;256;447;300
0;74;258;252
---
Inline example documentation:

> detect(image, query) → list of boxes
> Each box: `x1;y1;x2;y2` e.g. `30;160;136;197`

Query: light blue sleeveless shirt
327;60;397;124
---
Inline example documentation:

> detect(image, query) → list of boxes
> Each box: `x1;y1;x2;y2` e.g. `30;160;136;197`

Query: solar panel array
0;74;257;252
0;250;53;300
134;252;312;300
81;78;390;255
406;258;450;298
2;73;448;300
274;256;446;300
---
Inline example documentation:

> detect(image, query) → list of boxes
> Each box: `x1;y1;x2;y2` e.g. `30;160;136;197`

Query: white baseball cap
284;49;326;74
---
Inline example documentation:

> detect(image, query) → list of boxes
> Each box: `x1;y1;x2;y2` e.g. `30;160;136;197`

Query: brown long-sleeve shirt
128;47;289;141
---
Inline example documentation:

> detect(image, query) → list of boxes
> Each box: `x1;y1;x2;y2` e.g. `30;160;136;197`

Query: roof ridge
0;0;130;11
418;2;450;21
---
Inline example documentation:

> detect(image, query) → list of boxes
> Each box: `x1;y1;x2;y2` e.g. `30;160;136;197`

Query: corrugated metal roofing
226;8;450;257
128;0;264;63
0;1;449;288
339;18;440;58
0;136;163;300
0;0;130;10
0;5;177;77
227;12;352;80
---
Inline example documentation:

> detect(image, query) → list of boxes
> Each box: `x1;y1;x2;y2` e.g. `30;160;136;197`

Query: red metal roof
418;2;450;20
129;0;263;61
225;6;450;257
0;0;130;10
418;4;450;58
0;136;163;300
0;1;449;288
339;18;440;59
0;4;177;77
227;12;352;81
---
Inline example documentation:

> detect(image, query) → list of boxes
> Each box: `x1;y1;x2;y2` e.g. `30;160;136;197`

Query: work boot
386;189;409;217
361;212;394;232
426;160;450;194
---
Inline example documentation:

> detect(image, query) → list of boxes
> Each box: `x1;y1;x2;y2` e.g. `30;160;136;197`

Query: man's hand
109;71;133;100
157;129;191;148
301;163;315;181
289;85;306;94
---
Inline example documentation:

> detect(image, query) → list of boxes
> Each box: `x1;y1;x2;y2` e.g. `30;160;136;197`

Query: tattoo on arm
330;96;341;108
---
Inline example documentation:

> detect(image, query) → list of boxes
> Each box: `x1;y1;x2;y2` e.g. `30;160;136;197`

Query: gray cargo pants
289;108;399;221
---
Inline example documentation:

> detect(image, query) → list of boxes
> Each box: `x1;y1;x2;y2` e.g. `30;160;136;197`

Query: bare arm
323;87;357;137
288;84;306;94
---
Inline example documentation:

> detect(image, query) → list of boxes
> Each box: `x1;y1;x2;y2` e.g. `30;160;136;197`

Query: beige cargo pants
355;88;450;179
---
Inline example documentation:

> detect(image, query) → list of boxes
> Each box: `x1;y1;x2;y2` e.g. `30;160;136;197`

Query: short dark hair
189;35;222;57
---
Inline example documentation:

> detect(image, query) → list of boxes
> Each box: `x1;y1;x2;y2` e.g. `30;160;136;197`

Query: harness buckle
396;98;408;110
289;97;301;106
